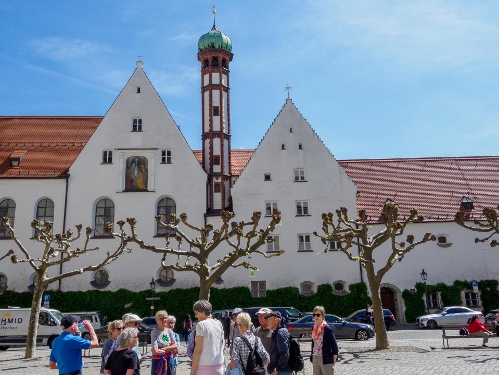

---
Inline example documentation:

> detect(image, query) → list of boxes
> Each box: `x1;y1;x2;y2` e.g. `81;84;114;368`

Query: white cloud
29;37;111;62
149;66;198;97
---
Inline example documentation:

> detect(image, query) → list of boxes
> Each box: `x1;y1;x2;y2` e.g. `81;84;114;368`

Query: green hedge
0;283;370;331
402;279;499;323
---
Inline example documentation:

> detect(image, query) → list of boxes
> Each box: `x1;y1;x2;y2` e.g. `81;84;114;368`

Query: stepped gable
0;116;102;177
339;156;499;222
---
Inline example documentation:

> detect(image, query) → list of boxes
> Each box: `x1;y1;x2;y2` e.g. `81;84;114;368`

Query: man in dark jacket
265;311;292;375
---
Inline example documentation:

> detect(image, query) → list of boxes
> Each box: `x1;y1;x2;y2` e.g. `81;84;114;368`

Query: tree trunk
198;274;212;301
25;274;45;358
366;272;390;350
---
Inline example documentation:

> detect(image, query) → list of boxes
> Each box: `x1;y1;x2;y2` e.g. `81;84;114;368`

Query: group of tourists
48;302;339;375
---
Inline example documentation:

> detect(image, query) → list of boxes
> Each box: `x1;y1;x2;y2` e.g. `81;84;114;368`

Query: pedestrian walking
183;315;193;344
311;306;338;375
220;310;232;347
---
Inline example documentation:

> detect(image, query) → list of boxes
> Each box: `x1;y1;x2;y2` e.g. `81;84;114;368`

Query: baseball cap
256;308;272;315
232;308;243;314
265;311;282;319
61;314;81;329
123;313;143;323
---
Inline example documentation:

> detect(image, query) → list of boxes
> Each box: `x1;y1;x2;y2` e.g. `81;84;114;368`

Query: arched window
91;269;110;289
0;199;16;239
157;198;176;236
94;199;114;237
36;198;54;225
212;57;219;67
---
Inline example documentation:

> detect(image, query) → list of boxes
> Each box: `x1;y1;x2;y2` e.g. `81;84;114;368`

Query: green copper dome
198;25;232;53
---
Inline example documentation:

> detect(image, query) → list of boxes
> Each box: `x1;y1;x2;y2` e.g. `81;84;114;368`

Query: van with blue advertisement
0;307;64;350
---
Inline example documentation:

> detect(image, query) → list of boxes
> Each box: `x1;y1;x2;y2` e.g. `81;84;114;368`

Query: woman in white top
190;300;225;375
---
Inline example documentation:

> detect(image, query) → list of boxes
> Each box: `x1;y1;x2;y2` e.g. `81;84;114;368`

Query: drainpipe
58;173;70;291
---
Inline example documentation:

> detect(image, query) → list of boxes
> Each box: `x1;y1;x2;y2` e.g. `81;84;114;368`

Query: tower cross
284;84;292;99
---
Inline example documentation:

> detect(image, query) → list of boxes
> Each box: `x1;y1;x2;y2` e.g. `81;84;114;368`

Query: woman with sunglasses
151;310;178;375
101;320;124;374
310;306;338;375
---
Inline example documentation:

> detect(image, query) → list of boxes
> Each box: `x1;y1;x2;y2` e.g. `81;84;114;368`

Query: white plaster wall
61;65;207;291
230;99;359;290
0;179;67;291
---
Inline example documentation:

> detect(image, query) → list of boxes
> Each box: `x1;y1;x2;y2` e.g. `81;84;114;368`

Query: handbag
226;362;244;375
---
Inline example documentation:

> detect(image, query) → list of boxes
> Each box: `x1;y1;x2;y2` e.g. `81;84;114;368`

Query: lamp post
149;277;156;314
420;269;428;312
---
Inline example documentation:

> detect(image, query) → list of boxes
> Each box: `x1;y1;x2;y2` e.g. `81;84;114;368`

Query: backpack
239;335;265;375
459;327;469;336
187;328;196;360
288;335;304;372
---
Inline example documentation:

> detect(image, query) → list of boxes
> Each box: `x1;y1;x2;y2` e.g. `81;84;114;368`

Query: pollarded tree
455;207;499;246
1;217;131;358
314;203;435;350
125;210;284;300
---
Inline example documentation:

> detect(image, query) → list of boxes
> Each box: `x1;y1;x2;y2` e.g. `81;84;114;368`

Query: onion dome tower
198;7;233;214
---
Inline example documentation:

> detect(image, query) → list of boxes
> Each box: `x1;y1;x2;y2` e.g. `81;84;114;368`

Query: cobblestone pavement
0;329;498;374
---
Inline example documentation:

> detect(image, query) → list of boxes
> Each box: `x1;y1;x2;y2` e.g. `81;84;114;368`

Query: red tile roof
0;117;102;178
2;117;496;222
338;157;499;222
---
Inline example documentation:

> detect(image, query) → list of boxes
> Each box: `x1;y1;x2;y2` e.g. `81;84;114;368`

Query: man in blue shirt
49;315;99;375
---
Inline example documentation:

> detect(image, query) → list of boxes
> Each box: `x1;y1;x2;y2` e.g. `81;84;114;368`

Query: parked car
286;314;375;340
212;309;233;320
242;307;306;328
484;308;499;329
141;316;158;329
416;307;483;329
344;309;396;330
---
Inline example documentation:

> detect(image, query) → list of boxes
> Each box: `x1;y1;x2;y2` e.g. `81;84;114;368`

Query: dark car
242;307;306;328
141;316;158;329
286;314;374;340
345;309;396;330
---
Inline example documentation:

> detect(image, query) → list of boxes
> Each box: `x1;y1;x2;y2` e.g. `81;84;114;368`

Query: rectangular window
426;292;439;309
298;234;312;251
102;150;113;164
132;118;142;132
213;155;220;165
264;173;271;181
214;183;221;193
464;291;479;308
161;150;172;164
251;280;266;298
213;106;220;116
294;169;306;181
267;235;280;252
265;202;278;216
296;201;309;216
328;241;342;251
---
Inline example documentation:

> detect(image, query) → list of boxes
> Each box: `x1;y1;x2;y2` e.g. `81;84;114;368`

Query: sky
2;0;499;160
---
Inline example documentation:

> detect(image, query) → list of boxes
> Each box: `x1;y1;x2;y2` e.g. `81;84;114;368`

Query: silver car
416;306;483;329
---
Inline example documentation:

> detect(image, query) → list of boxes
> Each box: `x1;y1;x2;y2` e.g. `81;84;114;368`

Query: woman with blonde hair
104;327;139;375
101;319;124;374
151;310;178;375
310;306;338;375
230;312;269;373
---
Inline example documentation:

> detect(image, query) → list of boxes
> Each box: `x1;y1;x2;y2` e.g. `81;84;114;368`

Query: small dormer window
9;150;27;167
384;198;396;206
460;196;474;210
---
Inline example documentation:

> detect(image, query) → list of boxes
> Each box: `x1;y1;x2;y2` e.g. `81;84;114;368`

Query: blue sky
2;0;499;159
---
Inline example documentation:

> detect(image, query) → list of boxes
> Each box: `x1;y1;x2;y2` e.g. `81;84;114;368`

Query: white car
416;306;483;329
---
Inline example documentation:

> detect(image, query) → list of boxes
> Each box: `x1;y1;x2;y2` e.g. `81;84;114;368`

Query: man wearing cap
106;313;143;375
266;311;292;375
255;308;273;353
49;315;99;375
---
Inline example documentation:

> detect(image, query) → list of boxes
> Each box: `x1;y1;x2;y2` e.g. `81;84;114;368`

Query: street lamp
420;269;428;312
149;277;156;314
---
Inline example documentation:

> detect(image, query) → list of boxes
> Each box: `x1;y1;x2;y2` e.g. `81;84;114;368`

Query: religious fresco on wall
125;156;148;190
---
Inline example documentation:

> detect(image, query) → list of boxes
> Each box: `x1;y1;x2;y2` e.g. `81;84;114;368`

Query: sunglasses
116;327;123;331
312;314;322;317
